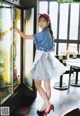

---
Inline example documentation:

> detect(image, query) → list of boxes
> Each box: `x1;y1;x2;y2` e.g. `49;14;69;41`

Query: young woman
14;13;67;116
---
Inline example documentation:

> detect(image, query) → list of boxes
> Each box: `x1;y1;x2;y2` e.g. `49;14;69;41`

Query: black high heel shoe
37;110;45;116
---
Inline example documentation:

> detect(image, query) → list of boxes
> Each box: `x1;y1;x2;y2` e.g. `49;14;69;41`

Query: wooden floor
15;73;80;116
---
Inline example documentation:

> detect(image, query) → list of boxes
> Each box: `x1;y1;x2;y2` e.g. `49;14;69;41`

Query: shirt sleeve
33;31;43;45
33;34;38;45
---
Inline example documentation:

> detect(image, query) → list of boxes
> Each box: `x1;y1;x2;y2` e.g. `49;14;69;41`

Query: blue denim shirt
33;28;55;52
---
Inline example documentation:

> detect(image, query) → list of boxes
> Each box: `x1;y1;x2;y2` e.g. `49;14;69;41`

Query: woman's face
38;17;49;29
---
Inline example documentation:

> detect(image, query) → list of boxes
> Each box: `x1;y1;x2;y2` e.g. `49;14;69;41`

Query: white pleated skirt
30;50;68;80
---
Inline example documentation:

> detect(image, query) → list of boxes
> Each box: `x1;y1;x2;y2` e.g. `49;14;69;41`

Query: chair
53;55;73;90
68;54;80;87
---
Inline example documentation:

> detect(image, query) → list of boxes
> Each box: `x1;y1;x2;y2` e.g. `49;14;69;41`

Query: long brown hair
39;14;54;39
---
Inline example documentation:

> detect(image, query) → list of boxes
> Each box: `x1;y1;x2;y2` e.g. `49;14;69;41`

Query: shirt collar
42;28;49;31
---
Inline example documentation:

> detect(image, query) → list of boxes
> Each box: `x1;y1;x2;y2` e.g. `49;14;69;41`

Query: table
66;59;80;93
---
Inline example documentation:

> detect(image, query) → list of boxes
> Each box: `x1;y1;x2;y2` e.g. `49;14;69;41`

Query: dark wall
2;0;37;8
20;0;37;7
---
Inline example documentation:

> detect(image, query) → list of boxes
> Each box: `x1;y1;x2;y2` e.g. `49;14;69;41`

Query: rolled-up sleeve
33;34;38;45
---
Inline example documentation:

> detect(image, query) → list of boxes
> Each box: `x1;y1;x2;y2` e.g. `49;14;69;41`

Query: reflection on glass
13;8;21;90
69;4;79;40
50;2;58;39
59;4;69;39
0;4;13;104
23;8;34;90
39;2;48;14
58;43;67;54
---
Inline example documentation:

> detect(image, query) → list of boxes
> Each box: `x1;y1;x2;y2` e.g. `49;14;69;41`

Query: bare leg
40;80;51;111
34;80;50;111
44;80;51;99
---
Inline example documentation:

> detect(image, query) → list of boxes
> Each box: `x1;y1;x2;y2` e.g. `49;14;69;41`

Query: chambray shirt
33;28;55;52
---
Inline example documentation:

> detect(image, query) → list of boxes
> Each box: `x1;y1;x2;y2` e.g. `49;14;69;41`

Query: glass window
59;4;69;40
58;43;67;54
39;2;48;14
0;4;13;104
39;1;79;55
50;2;58;39
68;44;78;54
39;1;48;32
69;4;79;40
23;8;34;90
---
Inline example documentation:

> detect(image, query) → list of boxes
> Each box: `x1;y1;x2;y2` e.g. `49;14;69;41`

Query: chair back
69;54;80;59
55;55;67;66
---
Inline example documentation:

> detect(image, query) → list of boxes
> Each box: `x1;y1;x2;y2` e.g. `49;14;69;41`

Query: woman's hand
13;21;33;39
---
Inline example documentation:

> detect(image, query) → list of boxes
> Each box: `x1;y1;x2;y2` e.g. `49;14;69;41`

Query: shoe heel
53;105;54;111
51;104;54;112
43;104;54;115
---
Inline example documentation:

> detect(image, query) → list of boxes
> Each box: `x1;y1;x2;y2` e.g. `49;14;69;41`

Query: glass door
0;3;21;105
0;3;13;104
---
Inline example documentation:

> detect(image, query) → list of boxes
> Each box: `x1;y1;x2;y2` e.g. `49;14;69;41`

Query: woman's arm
14;22;33;39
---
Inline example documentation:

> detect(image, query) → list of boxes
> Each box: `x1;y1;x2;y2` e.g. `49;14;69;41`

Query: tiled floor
15;73;80;116
26;74;80;116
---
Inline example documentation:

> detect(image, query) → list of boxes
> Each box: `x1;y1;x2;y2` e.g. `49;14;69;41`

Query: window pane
50;2;58;39
23;9;34;90
69;4;79;40
58;43;67;54
68;44;78;54
59;4;69;39
39;2;48;14
0;5;13;104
